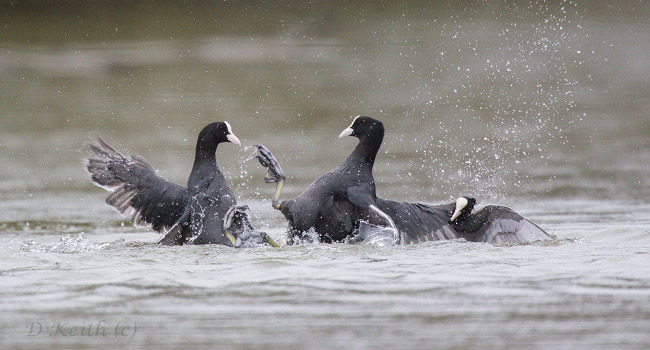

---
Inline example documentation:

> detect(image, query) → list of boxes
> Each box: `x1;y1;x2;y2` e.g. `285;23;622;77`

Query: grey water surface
1;1;649;349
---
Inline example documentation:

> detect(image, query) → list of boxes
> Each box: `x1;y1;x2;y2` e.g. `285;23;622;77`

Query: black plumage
374;198;460;244
276;116;392;244
85;121;269;246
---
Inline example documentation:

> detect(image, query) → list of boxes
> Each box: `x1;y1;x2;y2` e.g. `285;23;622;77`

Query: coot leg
223;204;280;247
254;145;286;210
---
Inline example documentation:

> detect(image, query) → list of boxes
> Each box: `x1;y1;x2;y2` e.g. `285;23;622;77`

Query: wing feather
86;137;189;232
375;198;460;244
480;206;553;243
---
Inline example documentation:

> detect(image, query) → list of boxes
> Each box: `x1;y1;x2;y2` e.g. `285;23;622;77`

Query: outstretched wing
479;206;553;244
86;136;189;232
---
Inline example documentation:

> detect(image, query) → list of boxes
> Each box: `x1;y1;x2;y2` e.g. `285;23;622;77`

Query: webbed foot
255;144;285;183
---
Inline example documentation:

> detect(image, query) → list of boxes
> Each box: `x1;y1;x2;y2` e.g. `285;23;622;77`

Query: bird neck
343;132;383;170
188;141;223;187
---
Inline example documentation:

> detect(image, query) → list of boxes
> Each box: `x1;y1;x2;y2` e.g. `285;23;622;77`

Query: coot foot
254;144;286;209
223;205;279;247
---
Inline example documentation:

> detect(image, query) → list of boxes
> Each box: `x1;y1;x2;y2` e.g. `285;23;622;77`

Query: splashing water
385;1;586;202
20;233;125;254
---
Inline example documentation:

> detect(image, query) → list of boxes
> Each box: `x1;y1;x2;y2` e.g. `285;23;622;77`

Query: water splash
20;233;124;254
345;221;397;247
404;1;585;201
289;228;321;246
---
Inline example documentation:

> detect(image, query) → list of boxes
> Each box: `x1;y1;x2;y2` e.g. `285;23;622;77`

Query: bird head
199;121;241;147
450;196;477;222
338;116;384;141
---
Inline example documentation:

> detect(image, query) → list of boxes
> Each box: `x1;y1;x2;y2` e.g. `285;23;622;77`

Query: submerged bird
448;196;552;243
255;116;552;245
86;121;278;247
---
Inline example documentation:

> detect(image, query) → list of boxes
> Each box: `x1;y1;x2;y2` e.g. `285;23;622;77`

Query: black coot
86;121;278;247
257;117;394;244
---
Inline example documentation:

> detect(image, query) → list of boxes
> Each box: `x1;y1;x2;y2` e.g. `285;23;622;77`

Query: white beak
450;197;468;222
339;127;353;138
339;115;361;139
226;133;241;146
224;121;241;146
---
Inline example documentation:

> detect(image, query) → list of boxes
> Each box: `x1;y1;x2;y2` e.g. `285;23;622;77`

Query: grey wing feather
375;199;460;244
86;136;189;232
481;206;553;243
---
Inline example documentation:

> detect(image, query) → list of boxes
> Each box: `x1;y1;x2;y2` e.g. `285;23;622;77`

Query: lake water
1;1;649;349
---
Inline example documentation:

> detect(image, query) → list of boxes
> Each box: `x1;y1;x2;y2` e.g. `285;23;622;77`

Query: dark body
278;117;384;243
